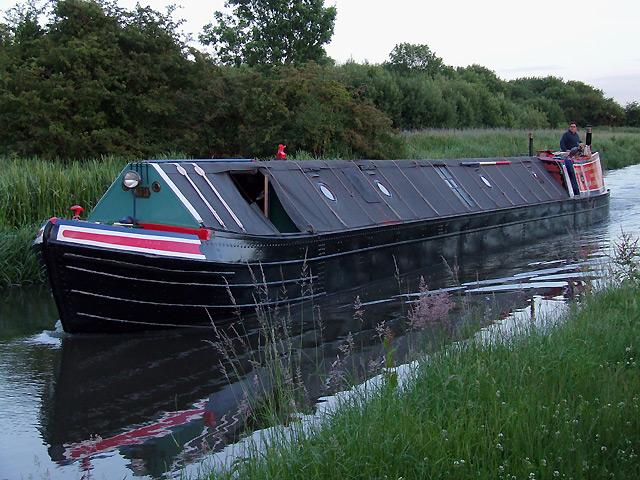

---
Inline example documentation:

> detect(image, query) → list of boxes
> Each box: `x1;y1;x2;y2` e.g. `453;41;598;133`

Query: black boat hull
40;192;609;333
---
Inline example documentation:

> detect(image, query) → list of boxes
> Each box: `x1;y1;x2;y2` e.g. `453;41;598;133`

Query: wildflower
601;446;607;452
338;332;355;356
496;443;504;451
529;473;536;479
541;459;547;466
553;472;560;478
375;320;392;342
407;277;453;330
498;432;504;438
353;295;364;324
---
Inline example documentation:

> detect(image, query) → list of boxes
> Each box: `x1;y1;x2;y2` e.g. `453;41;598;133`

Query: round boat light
122;171;141;190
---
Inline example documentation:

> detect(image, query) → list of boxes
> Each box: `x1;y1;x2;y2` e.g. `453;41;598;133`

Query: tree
625;102;640;127
0;0;198;158
200;0;336;67
386;43;449;77
456;64;504;94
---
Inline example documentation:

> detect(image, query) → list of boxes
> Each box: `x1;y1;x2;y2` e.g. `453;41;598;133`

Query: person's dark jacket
560;130;580;151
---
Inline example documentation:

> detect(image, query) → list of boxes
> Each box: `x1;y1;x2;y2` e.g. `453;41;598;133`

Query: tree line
1;0;638;160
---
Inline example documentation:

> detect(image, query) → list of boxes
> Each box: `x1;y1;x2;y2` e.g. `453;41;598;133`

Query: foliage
0;155;124;228
0;223;42;288
0;2;637;161
386;42;451;77
200;0;336;67
625;102;640;127
508;76;625;127
0;0;196;159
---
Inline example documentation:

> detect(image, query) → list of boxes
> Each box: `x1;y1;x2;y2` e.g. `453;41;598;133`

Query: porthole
375;180;392;197
480;176;492;188
318;183;336;201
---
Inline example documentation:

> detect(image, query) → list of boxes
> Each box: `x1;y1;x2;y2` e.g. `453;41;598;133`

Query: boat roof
146;157;569;235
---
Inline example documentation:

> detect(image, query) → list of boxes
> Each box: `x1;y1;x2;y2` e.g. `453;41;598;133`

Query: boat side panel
42;193;608;333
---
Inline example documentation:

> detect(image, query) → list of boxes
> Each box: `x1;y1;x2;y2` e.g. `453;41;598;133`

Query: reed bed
404;128;640;170
0;156;125;229
0;224;43;288
210;280;640;479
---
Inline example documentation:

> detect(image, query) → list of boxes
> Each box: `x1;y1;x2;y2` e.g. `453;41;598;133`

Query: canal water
1;165;639;480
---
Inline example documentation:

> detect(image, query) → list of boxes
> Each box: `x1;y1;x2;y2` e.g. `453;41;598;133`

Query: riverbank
405;127;640;169
209;281;640;479
1;127;639;288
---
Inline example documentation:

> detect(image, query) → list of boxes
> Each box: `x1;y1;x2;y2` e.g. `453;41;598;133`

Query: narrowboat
36;150;609;334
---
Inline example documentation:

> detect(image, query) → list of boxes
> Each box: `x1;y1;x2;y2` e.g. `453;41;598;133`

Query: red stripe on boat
139;222;211;240
62;229;202;255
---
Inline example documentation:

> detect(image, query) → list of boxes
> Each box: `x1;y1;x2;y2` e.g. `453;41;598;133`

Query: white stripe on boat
151;163;204;224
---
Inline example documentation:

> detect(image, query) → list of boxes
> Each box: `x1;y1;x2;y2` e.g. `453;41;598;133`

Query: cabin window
480;175;492;188
375;180;392;197
318;183;336;201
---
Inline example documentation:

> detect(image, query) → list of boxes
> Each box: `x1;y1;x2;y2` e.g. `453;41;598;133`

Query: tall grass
404;128;640;169
0;156;125;229
0;224;43;288
209;280;640;479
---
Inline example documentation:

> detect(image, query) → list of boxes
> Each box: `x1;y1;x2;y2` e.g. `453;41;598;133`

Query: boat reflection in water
39;227;605;478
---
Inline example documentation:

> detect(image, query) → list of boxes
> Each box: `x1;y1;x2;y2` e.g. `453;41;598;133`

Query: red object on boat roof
70;205;84;220
276;144;287;160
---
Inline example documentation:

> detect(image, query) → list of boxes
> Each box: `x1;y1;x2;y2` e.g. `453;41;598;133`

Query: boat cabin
88;155;604;238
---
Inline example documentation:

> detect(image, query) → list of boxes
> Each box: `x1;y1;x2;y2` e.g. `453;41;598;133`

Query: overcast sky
2;0;638;104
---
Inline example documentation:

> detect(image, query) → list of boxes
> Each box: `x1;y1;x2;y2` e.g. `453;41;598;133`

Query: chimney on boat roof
276;144;287;160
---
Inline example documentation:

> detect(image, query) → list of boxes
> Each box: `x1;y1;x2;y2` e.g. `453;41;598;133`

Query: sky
1;0;638;104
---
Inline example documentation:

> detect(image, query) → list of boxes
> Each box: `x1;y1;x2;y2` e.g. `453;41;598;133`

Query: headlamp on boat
122;171;141;190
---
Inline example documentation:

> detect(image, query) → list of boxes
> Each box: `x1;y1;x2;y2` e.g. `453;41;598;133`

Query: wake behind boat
36;150;608;334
